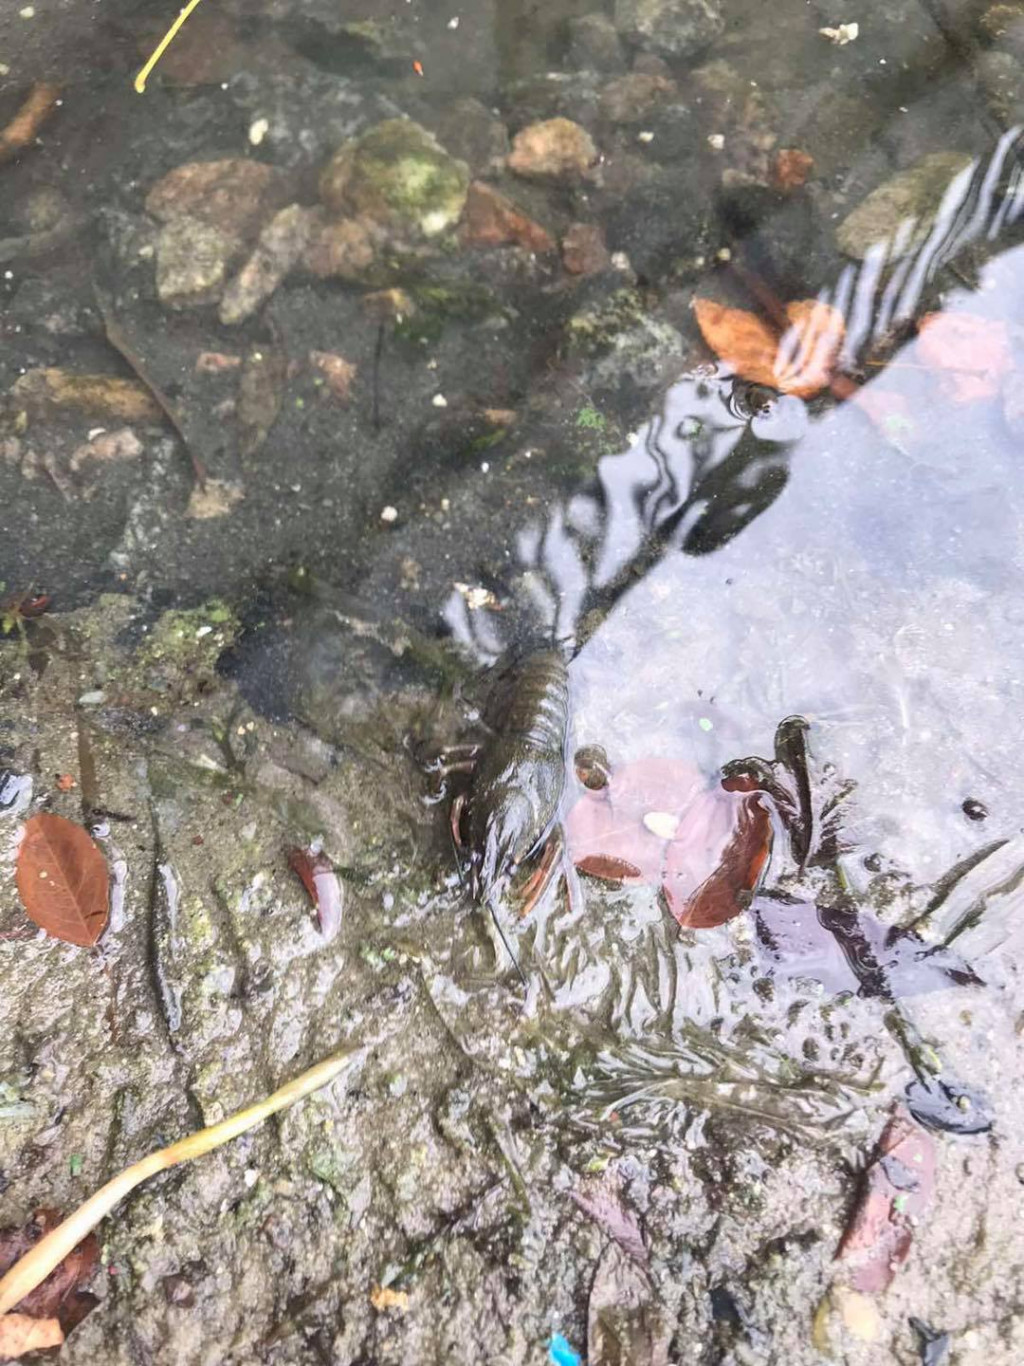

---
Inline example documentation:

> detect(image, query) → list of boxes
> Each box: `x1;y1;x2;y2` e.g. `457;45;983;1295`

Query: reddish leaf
0;1208;99;1332
15;814;110;947
0;1314;64;1359
693;297;844;399
916;311;1012;402
666;795;772;929
287;846;343;941
835;1108;935;1292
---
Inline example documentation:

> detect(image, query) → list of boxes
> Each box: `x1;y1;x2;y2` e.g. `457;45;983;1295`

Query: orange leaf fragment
0;1314;64;1358
916;311;1012;402
15;814;110;947
692;297;845;399
55;774;75;793
771;147;814;191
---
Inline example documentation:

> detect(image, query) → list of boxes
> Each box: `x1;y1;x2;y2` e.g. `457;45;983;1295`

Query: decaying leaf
0;1313;64;1359
0;1207;99;1341
835;1107;935;1292
916;312;1013;402
692;298;844;399
15;813;110;947
287;846;343;941
237;346;287;458
664;795;772;929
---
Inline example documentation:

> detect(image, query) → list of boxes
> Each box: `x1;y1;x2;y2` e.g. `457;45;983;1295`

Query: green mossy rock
319;119;469;241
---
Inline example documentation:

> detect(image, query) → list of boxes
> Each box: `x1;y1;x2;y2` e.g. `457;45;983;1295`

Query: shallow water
3;0;1024;1361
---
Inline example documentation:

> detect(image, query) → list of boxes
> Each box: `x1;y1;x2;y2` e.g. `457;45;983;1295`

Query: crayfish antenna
484;890;529;989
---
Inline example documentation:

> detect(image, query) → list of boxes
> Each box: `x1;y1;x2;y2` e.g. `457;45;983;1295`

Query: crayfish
430;647;573;982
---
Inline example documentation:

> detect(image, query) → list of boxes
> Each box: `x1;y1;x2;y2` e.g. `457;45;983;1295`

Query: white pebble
380;505;399;523
432;393;448;407
643;811;680;840
248;117;270;146
707;133;725;150
637;130;654;144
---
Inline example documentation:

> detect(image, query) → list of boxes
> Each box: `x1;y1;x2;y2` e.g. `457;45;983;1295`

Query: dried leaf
835;1108;935;1292
287;846;343;941
692;298;844;399
0;1207;98;1332
0;1314;64;1358
15;814;110;947
917;312;1013;402
238;346;287;458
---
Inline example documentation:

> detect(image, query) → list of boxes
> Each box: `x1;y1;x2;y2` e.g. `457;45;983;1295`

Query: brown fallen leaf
0;1208;98;1337
238;346;286;458
692;297;845;399
15;813;110;947
0;83;61;166
916;311;1013;402
0;1313;64;1358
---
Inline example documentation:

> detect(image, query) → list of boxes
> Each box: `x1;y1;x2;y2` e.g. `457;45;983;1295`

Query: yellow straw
135;0;207;94
0;1048;356;1317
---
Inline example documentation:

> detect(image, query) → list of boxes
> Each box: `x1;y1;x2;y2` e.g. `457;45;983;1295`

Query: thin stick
0;1049;356;1318
135;0;207;94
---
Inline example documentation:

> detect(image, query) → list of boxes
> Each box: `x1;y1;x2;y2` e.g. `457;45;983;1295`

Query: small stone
614;0;724;59
302;212;379;281
156;216;233;309
186;478;244;519
981;4;1024;59
507;117;598;181
69;427;143;474
432;393;448;407
248;117;269;146
836;151;974;260
562;222;611;275
220;204;314;325
145;159;287;244
599;72;675;123
319;118;469;240
380;505;398;524
643;810;679;840
707;132;725;150
459;180;555;253
819;22;859;45
833;1287;880;1342
309;351;357;403
429;97;509;175
567;13;627;71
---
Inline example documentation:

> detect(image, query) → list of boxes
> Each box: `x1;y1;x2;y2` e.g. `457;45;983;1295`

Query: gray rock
220;204;315;326
978;48;1024;125
614;0;724;59
155;216;233;308
568;13;627;71
836;150;975;261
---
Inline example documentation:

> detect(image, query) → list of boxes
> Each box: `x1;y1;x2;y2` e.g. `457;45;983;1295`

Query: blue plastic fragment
548;1332;582;1366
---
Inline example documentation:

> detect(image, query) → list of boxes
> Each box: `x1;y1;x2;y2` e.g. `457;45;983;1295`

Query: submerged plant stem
0;1049;357;1319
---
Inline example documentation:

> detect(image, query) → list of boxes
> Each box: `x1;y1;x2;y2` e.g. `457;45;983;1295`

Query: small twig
0;83;61;165
0;1049;357;1318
